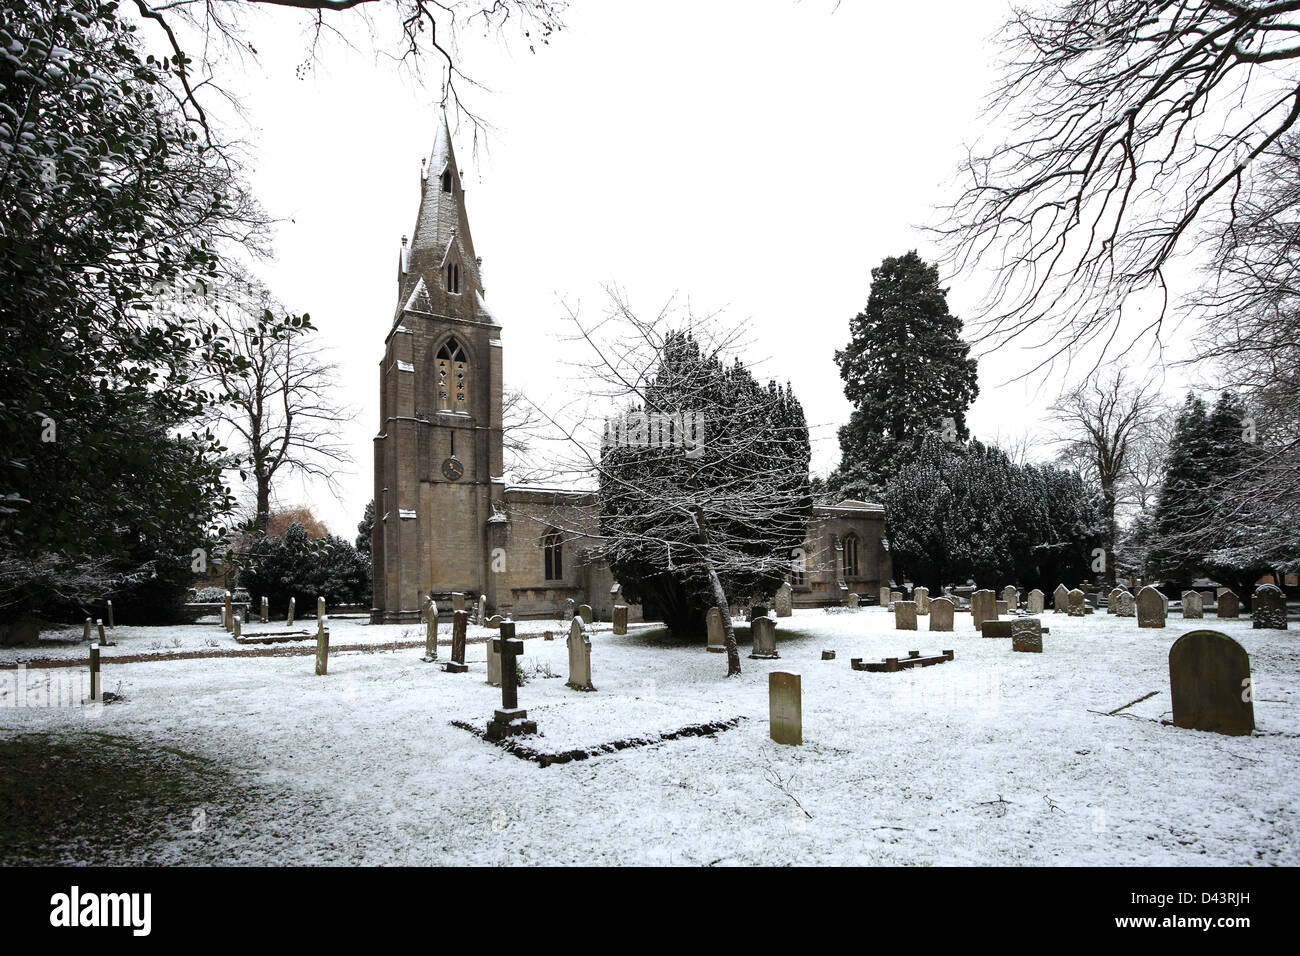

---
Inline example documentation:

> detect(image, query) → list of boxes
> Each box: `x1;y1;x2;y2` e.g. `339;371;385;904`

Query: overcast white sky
186;0;1199;536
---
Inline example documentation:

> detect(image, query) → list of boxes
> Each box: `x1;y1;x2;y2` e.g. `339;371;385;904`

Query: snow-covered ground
1;607;1296;865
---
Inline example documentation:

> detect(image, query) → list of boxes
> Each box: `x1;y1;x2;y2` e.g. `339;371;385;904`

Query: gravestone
1169;630;1254;736
1002;586;1018;610
890;590;903;605
1200;590;1215;608
610;582;623;605
452;592;466;612
774;582;793;618
1181;590;1203;620
982;619;1013;638
1067;588;1086;617
1027;589;1045;614
847;592;860;609
224;591;233;631
895;601;918;630
486;614;505;629
1117;591;1135;617
1216;590;1240;619
317;595;325;621
577;603;594;625
315;619;329;676
477;594;487;623
878;586;891;607
485;624;538;741
1137;586;1166;628
914;586;929;614
996;600;1009;616
287;596;296;626
1252;584;1288;630
612;604;628;635
487;633;502;686
929;596;955;632
821;650;836;660
444;609;469;673
261;596;269;624
1011;617;1042;653
87;644;101;703
1107;588;1124;614
82;618;91;642
566;618;596;691
706;607;726;653
106;600;114;629
233;617;241;640
1053;585;1069;613
769;672;802;746
971;589;997;631
423;599;439;661
750;615;779;659
563;598;576;621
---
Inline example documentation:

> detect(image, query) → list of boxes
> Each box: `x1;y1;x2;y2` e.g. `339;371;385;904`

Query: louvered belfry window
436;339;468;412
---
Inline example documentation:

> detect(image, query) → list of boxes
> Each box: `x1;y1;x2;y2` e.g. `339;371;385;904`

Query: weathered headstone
106;600;114;629
1107;588;1124;614
1001;586;1018;610
316;595;325;621
982;619;1013;638
929;596;955;632
769;672;802;746
1199;590;1215;608
444;609;469;673
890;590;903;606
260;596;269;624
895;600;918;630
487;631;502;686
452;592;466;613
477;594;487;623
1011;617;1042;653
995;600;1009;616
315;619;329;675
224;591;233;631
878;586;891;607
1053;584;1069;613
566;618;596;691
1252;584;1287;630
774;582;793;618
750;615;779;659
82;617;92;642
612;604;628;635
1216;590;1240;619
233;616;242;640
577;603;594;625
287;596;296;626
914;586;930;614
821;650;836;660
706;607;726;653
847;592;860;609
1181;590;1203;620
563;598;576;621
1169;630;1254;736
486;614;505;629
971;589;997;631
1117;591;1135;617
96;619;106;645
1027;589;1045;614
1067;588;1086;617
1137;585;1166;628
423;599;439;661
87;644;101;702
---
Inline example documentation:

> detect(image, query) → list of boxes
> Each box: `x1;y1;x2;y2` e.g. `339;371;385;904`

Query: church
369;114;893;623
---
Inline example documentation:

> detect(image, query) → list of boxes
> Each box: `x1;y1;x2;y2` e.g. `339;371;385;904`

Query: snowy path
1;608;1296;865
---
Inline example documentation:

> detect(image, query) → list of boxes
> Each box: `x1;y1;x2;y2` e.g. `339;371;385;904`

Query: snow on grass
1;607;1296;865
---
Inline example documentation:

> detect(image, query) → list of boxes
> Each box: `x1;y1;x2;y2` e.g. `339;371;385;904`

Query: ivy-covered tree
597;332;812;674
832;252;979;498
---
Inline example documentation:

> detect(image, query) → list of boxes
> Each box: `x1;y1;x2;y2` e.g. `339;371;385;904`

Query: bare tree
201;276;354;534
1049;367;1165;579
938;0;1300;369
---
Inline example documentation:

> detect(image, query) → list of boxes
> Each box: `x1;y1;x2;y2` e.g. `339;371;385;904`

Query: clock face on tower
441;456;464;481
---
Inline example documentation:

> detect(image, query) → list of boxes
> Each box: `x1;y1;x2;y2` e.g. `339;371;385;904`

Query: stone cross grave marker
750;615;779;659
444;609;469;673
929;596;954;632
1252;584;1287;630
485;623;538;741
612;604;628;635
1011;617;1042;653
1181;590;1203;620
1137;586;1166;628
769;672;802;746
774;582;793;618
895;600;918;630
1169;629;1254;736
566;618;596;691
1217;590;1240;619
1027;589;1045;614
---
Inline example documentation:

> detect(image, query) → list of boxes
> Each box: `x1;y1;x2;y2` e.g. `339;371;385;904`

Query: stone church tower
371;112;505;622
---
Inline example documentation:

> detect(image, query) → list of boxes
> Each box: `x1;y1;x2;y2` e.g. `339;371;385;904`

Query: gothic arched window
842;533;860;578
446;262;460;294
441;169;452;193
543;530;563;581
436;339;468;412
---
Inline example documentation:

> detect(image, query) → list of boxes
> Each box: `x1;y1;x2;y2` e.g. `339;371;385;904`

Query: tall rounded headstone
1169;630;1254;736
929;597;954;632
1216;590;1240;619
1181;590;1203;620
1137;585;1166;628
1252;584;1287;630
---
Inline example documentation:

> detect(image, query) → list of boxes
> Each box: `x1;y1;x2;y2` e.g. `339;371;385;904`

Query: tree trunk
691;505;740;676
256;473;271;536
